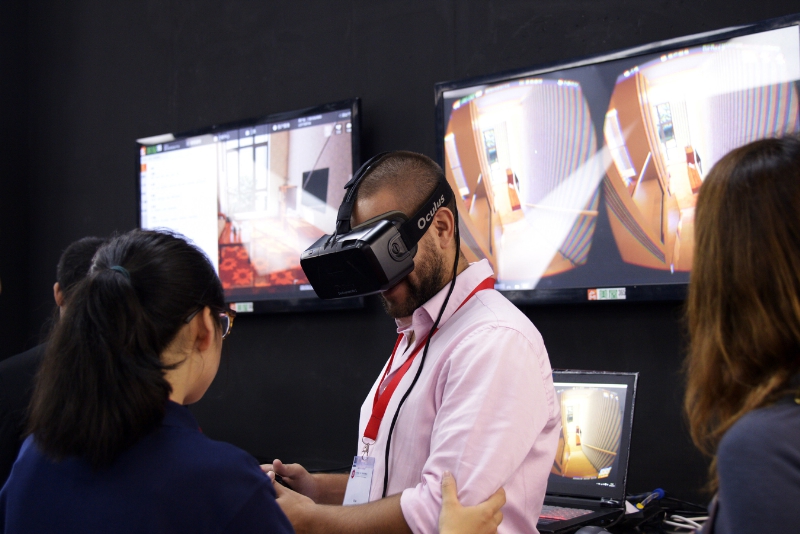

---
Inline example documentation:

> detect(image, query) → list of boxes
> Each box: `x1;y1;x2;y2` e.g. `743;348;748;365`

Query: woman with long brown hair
685;135;800;532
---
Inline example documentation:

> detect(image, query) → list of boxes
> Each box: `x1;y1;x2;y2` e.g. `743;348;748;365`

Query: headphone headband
332;151;455;251
334;152;391;236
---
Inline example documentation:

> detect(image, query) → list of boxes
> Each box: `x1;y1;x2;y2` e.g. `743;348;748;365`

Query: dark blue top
712;394;800;533
0;344;45;487
0;401;294;534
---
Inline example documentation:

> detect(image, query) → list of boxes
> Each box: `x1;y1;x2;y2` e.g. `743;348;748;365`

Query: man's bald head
355;151;456;221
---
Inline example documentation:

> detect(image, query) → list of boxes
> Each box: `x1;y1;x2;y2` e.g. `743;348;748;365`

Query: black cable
600;509;627;529
380;206;462;498
660;496;708;509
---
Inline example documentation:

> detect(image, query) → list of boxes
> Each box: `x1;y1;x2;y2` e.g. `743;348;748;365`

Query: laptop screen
547;371;638;502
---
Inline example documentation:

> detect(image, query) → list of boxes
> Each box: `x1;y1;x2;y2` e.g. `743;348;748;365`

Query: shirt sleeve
222;482;295;534
400;324;553;533
714;404;800;534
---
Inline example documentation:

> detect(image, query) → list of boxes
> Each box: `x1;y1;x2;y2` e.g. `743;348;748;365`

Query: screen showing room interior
550;382;629;487
440;24;800;294
140;106;354;302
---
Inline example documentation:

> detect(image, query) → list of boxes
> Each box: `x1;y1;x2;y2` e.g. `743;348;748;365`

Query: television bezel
136;98;365;313
434;13;800;305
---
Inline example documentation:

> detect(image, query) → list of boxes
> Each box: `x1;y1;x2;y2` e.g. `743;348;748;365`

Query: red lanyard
363;277;495;442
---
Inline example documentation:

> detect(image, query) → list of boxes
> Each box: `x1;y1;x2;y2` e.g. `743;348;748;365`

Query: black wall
0;0;29;357
2;0;798;504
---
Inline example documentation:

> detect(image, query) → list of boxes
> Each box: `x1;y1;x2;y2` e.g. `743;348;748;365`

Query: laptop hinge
545;494;603;508
600;498;621;507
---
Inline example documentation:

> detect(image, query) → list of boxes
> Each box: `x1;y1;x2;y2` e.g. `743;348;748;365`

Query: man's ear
53;282;65;308
432;207;456;249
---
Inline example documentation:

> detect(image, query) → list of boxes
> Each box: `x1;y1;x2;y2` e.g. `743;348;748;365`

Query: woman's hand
439;471;506;534
270;477;317;534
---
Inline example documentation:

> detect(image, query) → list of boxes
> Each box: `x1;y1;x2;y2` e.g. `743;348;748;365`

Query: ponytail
28;230;224;468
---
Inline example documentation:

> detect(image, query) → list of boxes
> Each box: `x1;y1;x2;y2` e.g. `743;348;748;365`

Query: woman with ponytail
685;136;800;533
0;229;505;534
0;229;293;533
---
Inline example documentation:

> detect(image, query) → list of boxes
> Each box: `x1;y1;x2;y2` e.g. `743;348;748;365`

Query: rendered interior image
551;385;627;480
217;121;353;291
604;27;800;272
443;78;603;290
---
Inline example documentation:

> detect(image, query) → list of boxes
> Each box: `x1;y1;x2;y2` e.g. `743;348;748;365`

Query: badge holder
342;438;376;505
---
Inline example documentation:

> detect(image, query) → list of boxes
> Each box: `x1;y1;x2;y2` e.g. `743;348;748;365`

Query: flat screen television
435;15;800;303
137;99;363;312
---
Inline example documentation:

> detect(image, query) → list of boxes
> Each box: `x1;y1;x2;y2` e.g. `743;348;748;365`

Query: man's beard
380;238;448;319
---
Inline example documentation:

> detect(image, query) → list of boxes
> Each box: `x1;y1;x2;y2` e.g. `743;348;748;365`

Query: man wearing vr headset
268;151;560;533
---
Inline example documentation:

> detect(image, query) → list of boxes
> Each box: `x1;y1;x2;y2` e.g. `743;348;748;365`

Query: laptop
536;370;639;533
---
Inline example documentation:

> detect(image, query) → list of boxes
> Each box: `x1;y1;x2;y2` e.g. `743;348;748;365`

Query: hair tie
110;265;131;281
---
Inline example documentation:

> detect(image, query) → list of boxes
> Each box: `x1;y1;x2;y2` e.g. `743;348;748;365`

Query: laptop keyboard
538;505;593;522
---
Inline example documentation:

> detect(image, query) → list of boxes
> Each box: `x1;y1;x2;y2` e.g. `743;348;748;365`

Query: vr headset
300;152;455;300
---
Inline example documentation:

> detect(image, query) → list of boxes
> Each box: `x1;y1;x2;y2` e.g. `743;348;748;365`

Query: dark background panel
2;0;797;503
0;0;30;356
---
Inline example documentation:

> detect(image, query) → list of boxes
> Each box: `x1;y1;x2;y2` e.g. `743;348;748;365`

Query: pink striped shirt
357;259;560;533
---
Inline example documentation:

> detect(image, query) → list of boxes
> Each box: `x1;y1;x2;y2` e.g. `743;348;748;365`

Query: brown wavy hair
685;135;800;490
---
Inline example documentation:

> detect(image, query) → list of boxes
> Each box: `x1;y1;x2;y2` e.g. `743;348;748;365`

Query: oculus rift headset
300;152;455;300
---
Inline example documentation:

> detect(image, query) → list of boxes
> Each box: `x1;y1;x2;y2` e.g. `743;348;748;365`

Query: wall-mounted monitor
138;99;363;312
435;15;800;303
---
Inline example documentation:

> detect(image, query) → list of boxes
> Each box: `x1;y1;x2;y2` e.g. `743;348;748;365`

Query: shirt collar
395;259;495;337
163;400;202;431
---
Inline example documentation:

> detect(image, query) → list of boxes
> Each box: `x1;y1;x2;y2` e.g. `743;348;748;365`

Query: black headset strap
396;178;455;248
334;152;390;236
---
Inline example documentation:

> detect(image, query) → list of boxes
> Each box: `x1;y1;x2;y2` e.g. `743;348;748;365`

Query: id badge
342;455;375;506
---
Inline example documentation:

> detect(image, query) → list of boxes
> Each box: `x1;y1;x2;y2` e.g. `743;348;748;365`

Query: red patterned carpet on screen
219;244;253;288
218;244;308;289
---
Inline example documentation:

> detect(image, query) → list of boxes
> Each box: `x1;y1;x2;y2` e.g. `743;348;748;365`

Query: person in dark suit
0;236;106;486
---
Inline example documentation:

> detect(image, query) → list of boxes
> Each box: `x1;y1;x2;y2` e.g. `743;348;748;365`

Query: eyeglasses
184;307;237;340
